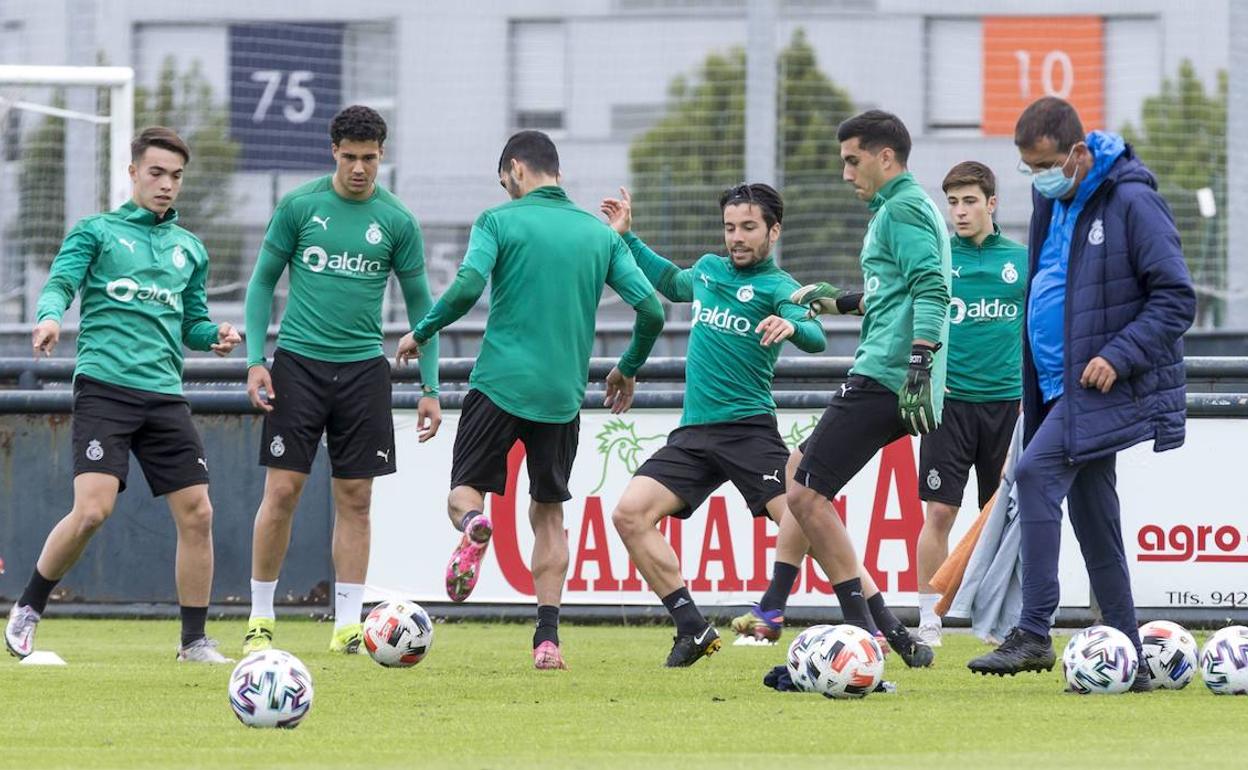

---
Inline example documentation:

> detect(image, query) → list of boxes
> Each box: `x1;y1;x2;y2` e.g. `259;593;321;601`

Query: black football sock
533;604;560;648
867;592;904;636
18;568;59;615
661;587;707;637
759;562;800;613
180;605;208;647
832;578;875;633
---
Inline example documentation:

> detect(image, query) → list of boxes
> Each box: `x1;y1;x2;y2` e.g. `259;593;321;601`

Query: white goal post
0;65;134;209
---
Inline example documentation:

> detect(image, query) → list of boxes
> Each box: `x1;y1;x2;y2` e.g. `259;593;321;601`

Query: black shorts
450;389;579;503
71;375;209;497
918;398;1019;508
260;348;395;479
635;414;790;520
796;375;906;501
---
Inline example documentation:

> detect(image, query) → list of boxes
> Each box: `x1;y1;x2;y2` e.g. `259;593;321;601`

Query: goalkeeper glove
789;282;863;318
898;342;941;435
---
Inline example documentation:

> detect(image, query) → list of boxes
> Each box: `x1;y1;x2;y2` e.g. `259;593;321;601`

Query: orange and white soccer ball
362;600;434;668
800;624;885;699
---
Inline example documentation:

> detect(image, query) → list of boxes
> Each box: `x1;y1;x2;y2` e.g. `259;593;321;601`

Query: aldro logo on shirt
301;246;383;275
690;298;753;336
105;277;179;309
949;297;1019;325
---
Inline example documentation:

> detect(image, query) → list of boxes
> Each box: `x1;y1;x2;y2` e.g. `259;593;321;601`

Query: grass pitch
2;619;1246;769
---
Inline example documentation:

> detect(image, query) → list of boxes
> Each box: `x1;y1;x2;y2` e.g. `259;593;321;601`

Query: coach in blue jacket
968;97;1196;686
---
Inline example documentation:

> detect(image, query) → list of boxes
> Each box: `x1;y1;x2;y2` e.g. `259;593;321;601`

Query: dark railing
1;357;1246;416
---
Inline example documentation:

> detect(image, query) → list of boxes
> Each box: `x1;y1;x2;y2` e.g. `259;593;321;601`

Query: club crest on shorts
269;435;286;458
85;439;104;462
926;468;942;490
171;244;187;269
736;284;754;302
365;222;383;245
1001;261;1019;284
1088;218;1105;246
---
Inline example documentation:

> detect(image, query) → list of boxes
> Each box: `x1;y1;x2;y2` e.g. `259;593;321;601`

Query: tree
10;94;67;271
135;57;245;296
1121;60;1227;325
629;29;867;286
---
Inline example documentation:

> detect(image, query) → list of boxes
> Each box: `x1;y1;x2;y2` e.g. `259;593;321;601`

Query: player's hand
416;395;442;443
396;332;423;366
755;315;795;347
1080;356;1119;394
211;322;242;357
600;186;633;235
247;364;276;413
32;319;60;358
898;342;939;435
790;282;863;317
604;366;636;414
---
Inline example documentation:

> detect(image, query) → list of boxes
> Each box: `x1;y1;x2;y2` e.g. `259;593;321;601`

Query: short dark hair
719;183;784;229
497;130;560;176
131;126;189;164
330;105;387;146
942;161;997;198
836;110;912;165
1014;96;1084;152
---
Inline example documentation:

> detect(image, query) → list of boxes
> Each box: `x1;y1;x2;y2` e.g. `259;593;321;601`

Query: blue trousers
1016;397;1142;651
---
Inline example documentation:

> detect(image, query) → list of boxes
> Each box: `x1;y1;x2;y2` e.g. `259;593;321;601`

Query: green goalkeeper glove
789;282;864;318
899;342;940;435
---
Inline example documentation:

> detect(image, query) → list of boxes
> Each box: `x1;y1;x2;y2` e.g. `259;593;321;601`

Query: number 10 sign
982;16;1104;137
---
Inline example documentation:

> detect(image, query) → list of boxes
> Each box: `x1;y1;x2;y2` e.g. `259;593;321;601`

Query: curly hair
330;105;387;146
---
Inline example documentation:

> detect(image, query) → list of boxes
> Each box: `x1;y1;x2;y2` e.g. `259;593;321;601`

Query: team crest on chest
736;285;755;303
171;244;187;269
1001;262;1018;284
1088;219;1105;246
365;222;383;245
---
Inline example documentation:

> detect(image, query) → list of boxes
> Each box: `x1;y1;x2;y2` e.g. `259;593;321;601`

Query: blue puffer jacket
1022;144;1196;462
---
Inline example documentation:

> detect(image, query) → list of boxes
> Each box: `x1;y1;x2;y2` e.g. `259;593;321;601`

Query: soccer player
4;127;242;663
968;98;1194;683
781;110;950;668
395;130;664;670
241;105;442;655
600;183;828;666
914;162;1026;647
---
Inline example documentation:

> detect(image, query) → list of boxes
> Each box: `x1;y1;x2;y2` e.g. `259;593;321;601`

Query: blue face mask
1032;165;1076;199
1024;142;1083;199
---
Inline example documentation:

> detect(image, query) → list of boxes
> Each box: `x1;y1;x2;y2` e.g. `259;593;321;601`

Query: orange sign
982;16;1104;136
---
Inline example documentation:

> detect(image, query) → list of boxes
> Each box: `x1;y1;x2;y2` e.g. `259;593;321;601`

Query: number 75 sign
229;23;345;171
982;16;1104;136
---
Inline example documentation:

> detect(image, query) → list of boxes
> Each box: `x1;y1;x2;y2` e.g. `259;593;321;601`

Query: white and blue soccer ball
363;600;434;668
1199;625;1248;695
786;624;837;692
1062;625;1138;695
1138;620;1199;690
228;649;313;729
798;624;885;700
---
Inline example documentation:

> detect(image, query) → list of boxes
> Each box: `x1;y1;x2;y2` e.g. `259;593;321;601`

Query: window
511;21;566;132
926;18;982;132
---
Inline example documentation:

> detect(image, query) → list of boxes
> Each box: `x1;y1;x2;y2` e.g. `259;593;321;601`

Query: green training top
36;200;219;396
851;172;951;419
413;186;659;424
946;227;1027;402
623;232;825;426
243;175;439;393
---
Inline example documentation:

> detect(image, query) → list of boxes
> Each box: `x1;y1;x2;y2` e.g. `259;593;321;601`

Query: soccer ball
1062;625;1138;694
802;624;885;700
785;624;837;692
362;600;434;668
1199;625;1248;695
1138;620;1198;690
228;650;313;729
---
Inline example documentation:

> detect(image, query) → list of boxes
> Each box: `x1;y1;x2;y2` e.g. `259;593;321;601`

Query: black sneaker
665;624;722;667
883;625;935;668
967;627;1056;676
1129;661;1155;692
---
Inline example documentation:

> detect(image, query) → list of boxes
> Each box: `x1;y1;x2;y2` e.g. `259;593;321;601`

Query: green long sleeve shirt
243;175;439;394
851;172;951;419
35;200;218;395
412;186;662;423
624;232;825;426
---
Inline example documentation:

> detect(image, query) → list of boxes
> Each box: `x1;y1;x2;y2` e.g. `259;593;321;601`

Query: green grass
2;619;1246;769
